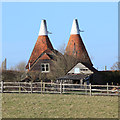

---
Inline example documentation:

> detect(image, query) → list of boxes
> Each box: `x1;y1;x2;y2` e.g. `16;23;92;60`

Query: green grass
2;93;118;118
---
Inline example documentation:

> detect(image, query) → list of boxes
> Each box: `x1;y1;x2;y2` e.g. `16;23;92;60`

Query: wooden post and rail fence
0;81;119;96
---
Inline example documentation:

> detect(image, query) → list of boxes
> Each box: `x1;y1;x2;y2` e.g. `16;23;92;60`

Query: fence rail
0;81;120;96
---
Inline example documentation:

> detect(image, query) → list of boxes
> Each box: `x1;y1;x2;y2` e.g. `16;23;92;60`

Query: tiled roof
28;48;63;71
39;53;51;60
26;35;53;69
65;34;93;66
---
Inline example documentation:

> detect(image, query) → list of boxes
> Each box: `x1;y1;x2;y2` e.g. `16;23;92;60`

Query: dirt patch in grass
2;93;118;118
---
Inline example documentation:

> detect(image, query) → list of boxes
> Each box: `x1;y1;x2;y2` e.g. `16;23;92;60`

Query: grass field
2;93;118;118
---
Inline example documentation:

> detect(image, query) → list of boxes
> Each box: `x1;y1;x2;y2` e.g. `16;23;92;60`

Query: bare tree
43;43;80;80
57;43;79;71
47;52;79;81
57;43;66;55
51;54;67;79
111;62;120;70
64;54;79;73
10;61;26;71
16;61;26;71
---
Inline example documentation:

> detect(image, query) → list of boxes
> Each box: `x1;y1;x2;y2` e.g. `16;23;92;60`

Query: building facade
26;20;63;74
25;19;96;82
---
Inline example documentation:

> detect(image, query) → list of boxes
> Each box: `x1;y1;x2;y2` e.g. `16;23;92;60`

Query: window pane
42;64;44;67
46;64;49;71
46;67;49;71
42;68;45;71
46;64;48;68
41;63;50;72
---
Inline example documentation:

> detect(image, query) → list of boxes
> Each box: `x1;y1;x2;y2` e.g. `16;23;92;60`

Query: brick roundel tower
26;19;62;72
65;19;93;66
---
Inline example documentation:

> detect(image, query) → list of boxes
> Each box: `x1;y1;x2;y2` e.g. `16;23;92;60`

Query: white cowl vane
70;19;80;35
39;19;48;36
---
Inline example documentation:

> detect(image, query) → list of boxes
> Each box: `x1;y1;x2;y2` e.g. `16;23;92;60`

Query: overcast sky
2;2;118;70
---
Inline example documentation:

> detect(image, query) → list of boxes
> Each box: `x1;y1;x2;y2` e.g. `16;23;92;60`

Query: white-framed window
41;63;50;73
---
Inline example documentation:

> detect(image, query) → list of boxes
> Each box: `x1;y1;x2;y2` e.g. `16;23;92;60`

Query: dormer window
41;63;50;73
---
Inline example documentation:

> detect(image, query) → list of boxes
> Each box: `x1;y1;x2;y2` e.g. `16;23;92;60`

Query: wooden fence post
31;82;33;93
84;82;87;95
80;80;82;89
41;80;43;94
89;83;91;96
43;82;45;92
107;83;108;95
63;82;65;93
60;81;62;94
1;81;3;93
19;82;21;93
